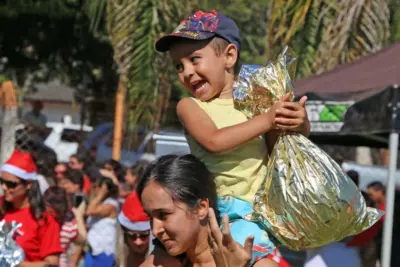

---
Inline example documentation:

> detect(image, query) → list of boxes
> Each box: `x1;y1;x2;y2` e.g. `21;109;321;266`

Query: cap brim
155;31;215;52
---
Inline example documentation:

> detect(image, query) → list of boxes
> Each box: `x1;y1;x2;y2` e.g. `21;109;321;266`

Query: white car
44;116;93;162
12;116;92;162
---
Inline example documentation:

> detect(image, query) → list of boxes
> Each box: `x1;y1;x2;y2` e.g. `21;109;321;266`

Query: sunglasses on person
124;231;150;240
0;178;23;189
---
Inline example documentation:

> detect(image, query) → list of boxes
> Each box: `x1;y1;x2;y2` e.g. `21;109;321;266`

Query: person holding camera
85;175;120;267
44;186;87;267
58;168;87;267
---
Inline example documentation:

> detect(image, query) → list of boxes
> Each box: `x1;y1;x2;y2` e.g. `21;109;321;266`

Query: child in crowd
44;186;87;267
85;176;120;267
154;9;310;266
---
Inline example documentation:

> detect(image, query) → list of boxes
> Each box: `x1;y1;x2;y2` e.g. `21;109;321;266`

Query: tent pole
381;85;399;267
381;133;398;267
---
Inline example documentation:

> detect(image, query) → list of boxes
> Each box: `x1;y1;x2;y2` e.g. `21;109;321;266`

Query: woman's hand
208;208;254;267
98;183;109;198
100;168;120;186
72;201;87;219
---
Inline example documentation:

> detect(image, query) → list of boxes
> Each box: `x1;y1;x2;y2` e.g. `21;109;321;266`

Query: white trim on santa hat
118;211;151;231
1;164;37;180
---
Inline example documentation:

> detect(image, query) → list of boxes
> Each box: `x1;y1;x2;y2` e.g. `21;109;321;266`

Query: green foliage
0;74;7;85
0;0;80;18
267;0;391;79
2;0;400;130
389;0;400;42
0;2;118;124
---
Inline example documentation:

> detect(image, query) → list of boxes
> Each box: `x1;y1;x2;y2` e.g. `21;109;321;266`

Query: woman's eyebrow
146;207;171;214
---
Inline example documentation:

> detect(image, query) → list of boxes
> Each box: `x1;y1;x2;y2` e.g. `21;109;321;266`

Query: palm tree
85;0;196;155
266;0;392;79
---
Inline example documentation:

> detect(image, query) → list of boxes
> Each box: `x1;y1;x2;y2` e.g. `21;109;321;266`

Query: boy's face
169;39;229;101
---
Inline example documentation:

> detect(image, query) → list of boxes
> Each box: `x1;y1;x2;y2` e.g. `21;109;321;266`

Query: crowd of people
0;147;390;267
0;7;395;267
0;149;152;267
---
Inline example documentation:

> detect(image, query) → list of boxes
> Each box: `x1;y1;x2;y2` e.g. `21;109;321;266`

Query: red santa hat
118;192;150;231
1;150;37;180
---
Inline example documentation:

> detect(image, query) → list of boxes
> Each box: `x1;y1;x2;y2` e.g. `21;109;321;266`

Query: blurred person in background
85;175;120;267
104;159;125;183
55;162;68;181
367;181;386;212
69;153;92;195
346;170;378;267
0;150;62;266
367;181;386;263
125;160;149;191
116;192;153;267
44;186;87;267
23;100;47;128
103;159;127;202
34;149;58;189
118;160;150;199
59;169;85;198
58;169;87;267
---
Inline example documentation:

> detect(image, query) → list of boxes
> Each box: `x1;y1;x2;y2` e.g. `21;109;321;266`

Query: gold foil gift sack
233;47;383;250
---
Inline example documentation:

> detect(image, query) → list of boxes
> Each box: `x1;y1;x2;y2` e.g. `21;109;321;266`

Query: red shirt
83;175;92;195
3;207;62;262
347;202;386;247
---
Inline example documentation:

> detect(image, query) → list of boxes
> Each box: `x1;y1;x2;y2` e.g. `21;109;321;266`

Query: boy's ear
224;44;238;70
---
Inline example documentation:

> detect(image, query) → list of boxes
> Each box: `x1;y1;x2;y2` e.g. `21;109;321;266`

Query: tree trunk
112;74;127;161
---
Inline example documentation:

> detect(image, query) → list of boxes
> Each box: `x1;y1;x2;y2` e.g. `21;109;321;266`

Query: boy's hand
264;93;292;131
275;95;310;136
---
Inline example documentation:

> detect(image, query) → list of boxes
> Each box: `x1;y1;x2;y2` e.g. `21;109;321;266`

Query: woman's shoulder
140;246;186;267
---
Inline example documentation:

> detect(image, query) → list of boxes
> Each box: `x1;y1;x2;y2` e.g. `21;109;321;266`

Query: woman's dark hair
1;179;46;221
347;170;359;187
98;176;119;199
71;151;87;164
137;154;219;220
129;160;150;180
104;159;125;182
65;169;84;190
367;181;386;194
33;150;58;187
44;186;69;224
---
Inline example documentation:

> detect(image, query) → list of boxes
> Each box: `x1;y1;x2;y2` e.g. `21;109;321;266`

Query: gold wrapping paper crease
233;47;383;250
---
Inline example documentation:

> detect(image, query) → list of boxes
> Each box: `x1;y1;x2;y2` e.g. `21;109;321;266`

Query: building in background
23;80;82;124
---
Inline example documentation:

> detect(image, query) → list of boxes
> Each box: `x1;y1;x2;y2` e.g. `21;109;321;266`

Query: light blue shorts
218;196;276;266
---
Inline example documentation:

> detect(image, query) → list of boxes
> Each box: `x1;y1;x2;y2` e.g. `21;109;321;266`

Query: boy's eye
175;63;183;72
191;56;200;63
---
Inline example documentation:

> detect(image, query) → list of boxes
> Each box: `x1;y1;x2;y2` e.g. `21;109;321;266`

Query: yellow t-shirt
185;97;267;203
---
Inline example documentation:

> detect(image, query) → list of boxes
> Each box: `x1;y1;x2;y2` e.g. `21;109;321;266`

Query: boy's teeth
193;81;206;90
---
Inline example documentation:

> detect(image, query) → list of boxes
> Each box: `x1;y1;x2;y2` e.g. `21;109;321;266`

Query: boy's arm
177;98;275;154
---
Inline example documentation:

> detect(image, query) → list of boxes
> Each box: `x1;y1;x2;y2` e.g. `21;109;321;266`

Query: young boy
153;10;310;266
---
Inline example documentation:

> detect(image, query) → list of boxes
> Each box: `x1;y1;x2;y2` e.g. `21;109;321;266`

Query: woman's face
125;169;137;186
104;163;114;172
1;172;30;203
60;178;80;194
124;229;150;254
141;181;203;256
